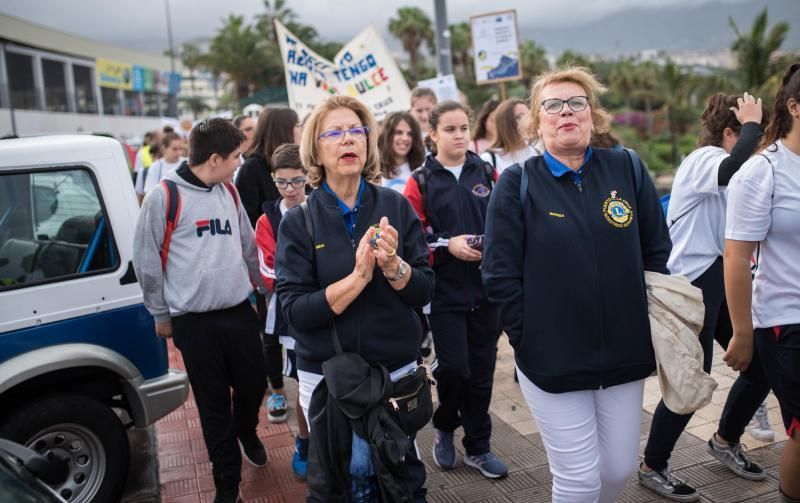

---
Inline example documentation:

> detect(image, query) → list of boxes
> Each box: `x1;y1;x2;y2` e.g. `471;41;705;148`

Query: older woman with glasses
482;67;671;502
274;95;434;501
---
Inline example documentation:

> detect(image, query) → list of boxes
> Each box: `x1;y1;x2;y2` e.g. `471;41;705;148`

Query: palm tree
449;22;472;81
632;62;659;137
257;0;297;44
519;40;549;90
658;60;692;166
609;59;636;125
180;43;203;99
179;95;210;117
389;7;434;83
207;15;268;101
556;50;592;70
729;8;789;92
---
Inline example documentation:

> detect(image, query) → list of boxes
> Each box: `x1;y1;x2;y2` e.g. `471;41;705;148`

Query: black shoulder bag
300;202;434;435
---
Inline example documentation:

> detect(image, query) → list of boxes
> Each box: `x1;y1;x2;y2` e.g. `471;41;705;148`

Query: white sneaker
748;402;774;442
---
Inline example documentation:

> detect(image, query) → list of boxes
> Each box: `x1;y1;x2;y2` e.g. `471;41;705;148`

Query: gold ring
387;248;397;257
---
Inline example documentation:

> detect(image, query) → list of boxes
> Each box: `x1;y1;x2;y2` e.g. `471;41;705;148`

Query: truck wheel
0;394;130;503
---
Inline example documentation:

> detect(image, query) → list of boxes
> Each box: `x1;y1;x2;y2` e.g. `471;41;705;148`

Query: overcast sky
1;0;755;55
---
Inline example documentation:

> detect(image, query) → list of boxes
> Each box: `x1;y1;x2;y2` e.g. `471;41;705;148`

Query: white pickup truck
0;135;190;503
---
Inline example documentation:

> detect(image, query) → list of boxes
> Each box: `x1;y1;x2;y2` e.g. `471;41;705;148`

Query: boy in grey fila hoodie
133;118;268;503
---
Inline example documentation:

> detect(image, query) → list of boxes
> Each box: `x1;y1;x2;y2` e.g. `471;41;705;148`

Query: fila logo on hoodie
195;218;232;237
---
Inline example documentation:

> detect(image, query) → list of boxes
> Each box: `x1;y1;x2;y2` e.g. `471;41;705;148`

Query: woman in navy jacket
482;68;671;502
274;95;434;501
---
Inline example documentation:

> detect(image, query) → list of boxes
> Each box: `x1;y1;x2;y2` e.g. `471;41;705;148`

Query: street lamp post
433;0;454;77
164;0;178;117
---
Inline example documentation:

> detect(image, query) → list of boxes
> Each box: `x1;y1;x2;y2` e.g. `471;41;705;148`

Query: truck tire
0;393;130;503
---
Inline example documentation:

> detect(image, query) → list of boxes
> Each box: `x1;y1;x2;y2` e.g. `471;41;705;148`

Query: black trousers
256;292;284;391
429;305;501;456
644;257;771;471
172;300;267;488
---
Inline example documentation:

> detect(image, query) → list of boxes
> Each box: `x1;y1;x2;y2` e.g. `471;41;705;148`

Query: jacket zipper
576;177;605;389
388;377;426;411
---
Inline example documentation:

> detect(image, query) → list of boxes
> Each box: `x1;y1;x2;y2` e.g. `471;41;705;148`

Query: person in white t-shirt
410;87;437;140
472;99;500;155
725;63;800;503
480;98;543;174
639;91;772;501
377;111;426;193
142;132;187;195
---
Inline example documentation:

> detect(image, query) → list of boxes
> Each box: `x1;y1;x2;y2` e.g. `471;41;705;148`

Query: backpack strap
624;148;643;194
223;182;240;209
300;201;313;239
488;150;497;170
483;160;495;189
411;166;429;217
520;162;529;210
160;179;181;272
754;153;777;270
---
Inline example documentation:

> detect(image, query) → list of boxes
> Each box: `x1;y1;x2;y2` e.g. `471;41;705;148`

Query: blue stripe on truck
0;303;167;380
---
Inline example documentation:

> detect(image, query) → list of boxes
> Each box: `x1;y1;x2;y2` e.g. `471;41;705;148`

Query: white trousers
517;368;644;503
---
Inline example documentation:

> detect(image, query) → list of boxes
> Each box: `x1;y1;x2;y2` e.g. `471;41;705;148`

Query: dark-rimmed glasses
541;96;590;114
318;126;370;142
273;176;307;189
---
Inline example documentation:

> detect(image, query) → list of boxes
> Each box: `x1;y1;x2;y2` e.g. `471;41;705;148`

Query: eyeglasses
318;126;370;142
541;96;590;114
273;176;307;189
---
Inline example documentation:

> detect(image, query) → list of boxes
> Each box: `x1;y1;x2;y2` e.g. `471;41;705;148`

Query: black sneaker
706;434;766;481
213;485;241;503
238;432;267;467
638;464;699;502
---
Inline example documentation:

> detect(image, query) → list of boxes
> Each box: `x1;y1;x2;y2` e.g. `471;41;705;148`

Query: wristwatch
385;259;408;282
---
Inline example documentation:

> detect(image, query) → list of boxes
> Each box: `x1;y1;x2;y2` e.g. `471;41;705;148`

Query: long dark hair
697;93;768;148
473;98;500;141
245;107;298;161
377;112;425;178
489;98;526;153
758;62;800;152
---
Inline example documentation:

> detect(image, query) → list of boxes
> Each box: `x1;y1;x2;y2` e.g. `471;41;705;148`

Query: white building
0;13;182;139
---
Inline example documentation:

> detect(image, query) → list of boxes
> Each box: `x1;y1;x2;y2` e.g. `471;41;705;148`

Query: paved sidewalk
156;336;788;502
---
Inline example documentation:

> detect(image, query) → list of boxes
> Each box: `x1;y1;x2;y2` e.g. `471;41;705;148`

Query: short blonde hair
299;95;380;187
519;67;612;141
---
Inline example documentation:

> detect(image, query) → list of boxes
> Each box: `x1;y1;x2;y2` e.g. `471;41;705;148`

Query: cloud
1;0;750;54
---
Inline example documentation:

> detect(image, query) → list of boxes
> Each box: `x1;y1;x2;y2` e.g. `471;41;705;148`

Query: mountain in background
517;0;799;56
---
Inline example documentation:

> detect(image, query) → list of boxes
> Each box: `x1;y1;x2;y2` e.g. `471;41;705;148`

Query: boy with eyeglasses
254;143;311;479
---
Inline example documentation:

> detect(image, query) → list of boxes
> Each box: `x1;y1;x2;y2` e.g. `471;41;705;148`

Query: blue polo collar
543;147;593;178
322;177;366;239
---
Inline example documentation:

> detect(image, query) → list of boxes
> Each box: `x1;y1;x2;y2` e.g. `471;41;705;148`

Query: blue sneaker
464;452;508;479
432;429;458;469
266;393;288;423
292;436;308;480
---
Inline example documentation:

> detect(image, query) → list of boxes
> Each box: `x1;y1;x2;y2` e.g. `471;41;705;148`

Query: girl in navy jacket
404;101;508;479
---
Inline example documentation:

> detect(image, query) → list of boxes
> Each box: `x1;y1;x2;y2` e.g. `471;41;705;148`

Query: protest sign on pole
469;10;522;85
417;74;459;103
275;20;411;121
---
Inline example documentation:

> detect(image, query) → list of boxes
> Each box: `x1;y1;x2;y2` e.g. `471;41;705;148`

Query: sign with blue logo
469;10;522;84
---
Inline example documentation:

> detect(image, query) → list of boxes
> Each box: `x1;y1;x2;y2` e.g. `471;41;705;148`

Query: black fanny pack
385;364;434;435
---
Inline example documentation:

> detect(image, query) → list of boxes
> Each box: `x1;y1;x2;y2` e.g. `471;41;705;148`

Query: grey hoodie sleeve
236;192;266;292
132;188;171;323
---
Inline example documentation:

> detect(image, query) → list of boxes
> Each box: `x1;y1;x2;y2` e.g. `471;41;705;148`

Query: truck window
0;167;119;290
